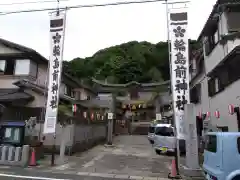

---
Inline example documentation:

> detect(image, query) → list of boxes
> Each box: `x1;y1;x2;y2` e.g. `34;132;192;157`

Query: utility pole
107;93;116;145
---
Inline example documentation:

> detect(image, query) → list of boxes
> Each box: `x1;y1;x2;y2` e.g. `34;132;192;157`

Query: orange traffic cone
168;159;181;179
29;148;37;166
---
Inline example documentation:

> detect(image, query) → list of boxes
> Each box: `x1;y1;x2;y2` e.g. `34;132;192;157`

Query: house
0;38;96;121
190;0;240;132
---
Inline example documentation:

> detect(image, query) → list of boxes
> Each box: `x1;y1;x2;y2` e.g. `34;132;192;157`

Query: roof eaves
0;38;48;63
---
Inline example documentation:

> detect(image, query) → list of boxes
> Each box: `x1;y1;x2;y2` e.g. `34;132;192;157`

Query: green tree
65;40;199;84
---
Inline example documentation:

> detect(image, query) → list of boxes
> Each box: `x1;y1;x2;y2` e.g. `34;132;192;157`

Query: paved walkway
36;135;173;179
0;135;174;179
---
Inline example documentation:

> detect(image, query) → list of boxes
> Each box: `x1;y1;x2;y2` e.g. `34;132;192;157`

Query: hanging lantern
72;104;77;113
132;105;136;110
97;113;100;120
215;110;220;119
91;113;94;120
206;111;211;119
228;104;235;115
83;112;87;118
198;111;202;119
138;104;141;108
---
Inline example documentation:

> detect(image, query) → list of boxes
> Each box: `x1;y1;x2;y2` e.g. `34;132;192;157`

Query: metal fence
0;145;29;167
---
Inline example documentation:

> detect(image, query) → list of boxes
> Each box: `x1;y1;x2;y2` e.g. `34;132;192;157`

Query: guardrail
0;145;29;167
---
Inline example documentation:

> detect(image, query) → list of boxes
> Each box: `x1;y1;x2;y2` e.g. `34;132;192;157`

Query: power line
0;0;69;6
0;0;169;16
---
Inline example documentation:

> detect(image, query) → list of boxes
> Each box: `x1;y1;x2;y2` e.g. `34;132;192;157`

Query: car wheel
232;175;240;180
155;149;161;155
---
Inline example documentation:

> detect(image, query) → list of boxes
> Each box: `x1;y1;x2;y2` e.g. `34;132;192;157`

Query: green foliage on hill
64;40;199;84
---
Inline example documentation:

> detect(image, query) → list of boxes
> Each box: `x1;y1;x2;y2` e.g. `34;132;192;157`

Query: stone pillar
21;145;30;167
8;146;14;161
107;93;116;145
14;147;21;162
1;146;8;161
181;104;202;177
155;94;161;114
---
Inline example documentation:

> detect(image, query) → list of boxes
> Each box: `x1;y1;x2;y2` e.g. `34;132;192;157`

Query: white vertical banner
169;11;189;139
43;11;67;134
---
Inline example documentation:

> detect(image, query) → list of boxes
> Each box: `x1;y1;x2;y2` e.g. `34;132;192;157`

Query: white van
153;124;175;154
153;124;186;155
147;123;156;144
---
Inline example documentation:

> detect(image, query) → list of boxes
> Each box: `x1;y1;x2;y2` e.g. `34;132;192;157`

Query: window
155;127;174;137
64;85;74;97
149;126;155;133
29;61;37;77
15;59;30;75
71;90;75;98
217;126;228;132
214;30;219;44
2;127;22;144
208;57;240;97
215;78;220;92
204;25;218;56
5;59;15;75
208;77;221;97
190;83;201;104
227;11;240;33
75;91;81;100
204;135;217;153
0;60;6;73
204;36;215;56
237;137;240;154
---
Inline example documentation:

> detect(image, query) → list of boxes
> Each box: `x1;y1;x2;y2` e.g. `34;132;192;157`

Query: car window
155;127;174;137
149;126;155;133
204;135;217;153
237;137;240;154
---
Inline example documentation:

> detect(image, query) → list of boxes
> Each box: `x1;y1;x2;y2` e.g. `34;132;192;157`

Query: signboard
43;11;66;134
108;113;113;120
156;113;162;120
169;11;189;139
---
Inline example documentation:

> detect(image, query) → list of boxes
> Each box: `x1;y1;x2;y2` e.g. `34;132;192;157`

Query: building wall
0;59;48;89
0;43;21;54
191;11;240;132
203;12;240;74
74;88;96;100
209;80;240;131
34;64;48;87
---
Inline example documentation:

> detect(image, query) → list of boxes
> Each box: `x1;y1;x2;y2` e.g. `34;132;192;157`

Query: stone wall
33;122;107;155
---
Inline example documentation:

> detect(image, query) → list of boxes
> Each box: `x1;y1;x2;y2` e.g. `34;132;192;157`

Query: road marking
76;171;169;180
54;163;70;170
82;154;104;168
0;173;70;180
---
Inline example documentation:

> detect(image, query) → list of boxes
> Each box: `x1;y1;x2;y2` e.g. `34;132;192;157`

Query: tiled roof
0;88;33;102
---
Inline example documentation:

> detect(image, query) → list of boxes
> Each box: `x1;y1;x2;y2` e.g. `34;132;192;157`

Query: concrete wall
32;122;107;154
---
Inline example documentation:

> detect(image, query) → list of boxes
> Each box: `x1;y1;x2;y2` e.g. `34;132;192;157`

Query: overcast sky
0;0;216;60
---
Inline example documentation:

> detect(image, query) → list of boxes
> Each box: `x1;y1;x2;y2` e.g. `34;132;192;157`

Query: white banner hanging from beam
43;10;67;134
169;10;189;139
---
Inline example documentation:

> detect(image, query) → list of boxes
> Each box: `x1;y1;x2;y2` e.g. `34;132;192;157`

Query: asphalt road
0;167;129;180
